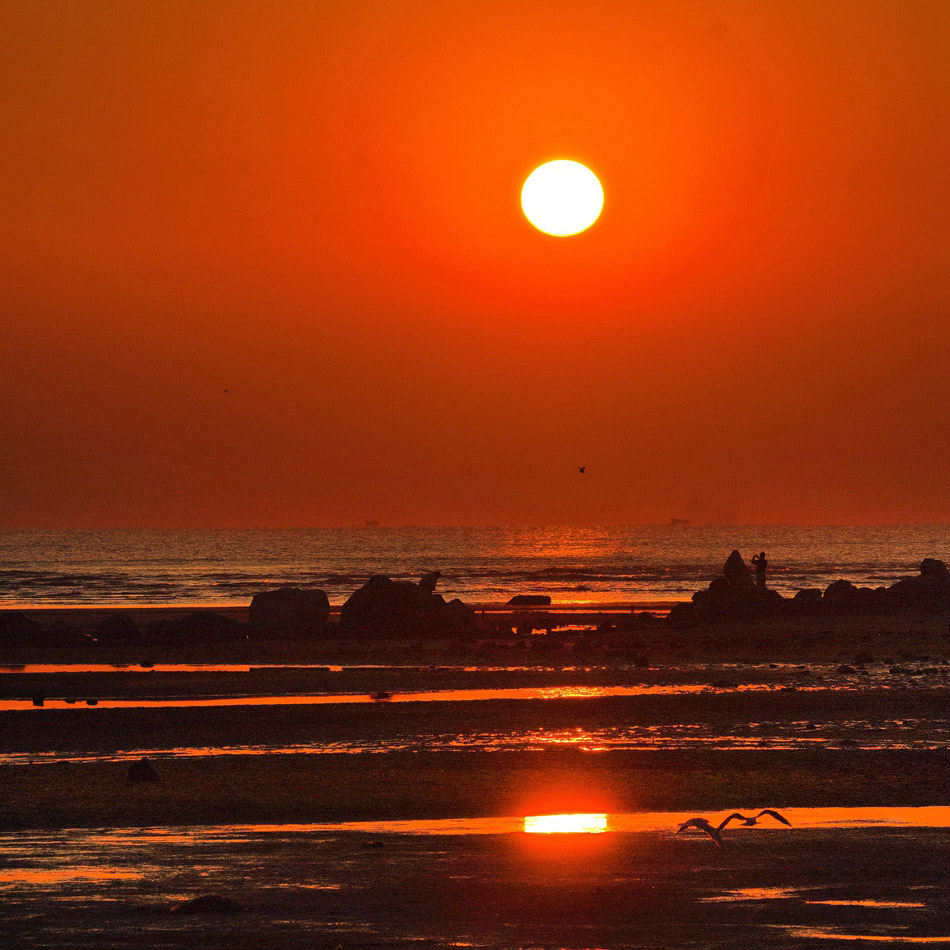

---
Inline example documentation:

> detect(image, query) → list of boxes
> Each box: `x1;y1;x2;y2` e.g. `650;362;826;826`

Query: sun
521;160;604;236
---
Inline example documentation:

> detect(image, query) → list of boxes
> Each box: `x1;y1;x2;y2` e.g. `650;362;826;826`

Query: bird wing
676;818;711;833
716;812;748;831
677;818;723;846
756;809;792;826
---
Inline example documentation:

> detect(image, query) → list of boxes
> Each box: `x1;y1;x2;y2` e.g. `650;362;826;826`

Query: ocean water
0;525;947;607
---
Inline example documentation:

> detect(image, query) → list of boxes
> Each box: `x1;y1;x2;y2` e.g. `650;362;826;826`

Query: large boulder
920;558;950;582
692;551;780;609
128;756;161;783
822;579;883;608
507;594;552;606
722;550;755;591
94;613;145;646
0;611;43;651
340;573;475;638
249;588;330;639
884;558;950;608
149;611;247;646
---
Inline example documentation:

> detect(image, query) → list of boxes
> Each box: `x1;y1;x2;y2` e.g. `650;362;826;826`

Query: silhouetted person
751;551;768;590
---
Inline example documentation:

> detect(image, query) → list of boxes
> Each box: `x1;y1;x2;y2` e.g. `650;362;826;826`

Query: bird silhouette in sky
578;466;586;474
223;389;230;394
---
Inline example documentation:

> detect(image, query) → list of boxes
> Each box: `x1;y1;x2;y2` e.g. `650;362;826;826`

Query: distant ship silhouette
670;518;690;526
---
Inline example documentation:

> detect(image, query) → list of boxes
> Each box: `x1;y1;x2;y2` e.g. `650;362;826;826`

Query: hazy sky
2;1;949;527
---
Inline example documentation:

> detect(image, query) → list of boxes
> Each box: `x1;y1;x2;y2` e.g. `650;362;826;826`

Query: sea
1;524;948;607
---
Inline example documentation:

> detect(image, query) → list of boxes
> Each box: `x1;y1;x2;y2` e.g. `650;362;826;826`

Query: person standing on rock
751;551;768;590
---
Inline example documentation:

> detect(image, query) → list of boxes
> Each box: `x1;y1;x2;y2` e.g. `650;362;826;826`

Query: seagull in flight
736;809;792;827
578;466;586;474
675;817;726;847
676;809;793;847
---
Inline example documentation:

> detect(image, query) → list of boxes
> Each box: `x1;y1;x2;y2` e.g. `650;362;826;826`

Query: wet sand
1;819;948;949
3;602;949;667
2;748;949;830
2;604;948;947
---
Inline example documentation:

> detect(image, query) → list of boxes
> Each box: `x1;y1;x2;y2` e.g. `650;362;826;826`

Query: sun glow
521;160;604;236
523;813;608;834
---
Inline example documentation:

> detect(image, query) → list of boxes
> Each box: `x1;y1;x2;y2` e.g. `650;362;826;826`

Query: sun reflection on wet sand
0;683;725;710
806;901;928;908
702;887;798;902
523;813;608;834
0;867;142;884
777;928;950;943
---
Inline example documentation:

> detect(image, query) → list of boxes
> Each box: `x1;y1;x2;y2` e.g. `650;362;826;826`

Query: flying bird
675;817;725;847
578;466;586;474
676;809;793;847
741;809;792;827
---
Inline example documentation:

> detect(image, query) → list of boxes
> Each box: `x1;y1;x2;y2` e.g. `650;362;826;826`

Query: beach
2;587;949;947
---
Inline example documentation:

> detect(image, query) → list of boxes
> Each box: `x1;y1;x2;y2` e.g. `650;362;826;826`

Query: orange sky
2;0;949;527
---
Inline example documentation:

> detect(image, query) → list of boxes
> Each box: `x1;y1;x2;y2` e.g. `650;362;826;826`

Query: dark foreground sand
2;748;949;830
1;822;948;949
2;605;948;947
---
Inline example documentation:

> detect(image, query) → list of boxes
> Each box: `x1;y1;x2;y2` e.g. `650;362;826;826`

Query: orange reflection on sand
0;867;141;884
702;887;797;902
806;901;927;908
0;684;716;711
524;813;608;834
781;929;950;943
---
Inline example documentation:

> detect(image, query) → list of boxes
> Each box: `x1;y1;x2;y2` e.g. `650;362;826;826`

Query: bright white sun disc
521;160;603;236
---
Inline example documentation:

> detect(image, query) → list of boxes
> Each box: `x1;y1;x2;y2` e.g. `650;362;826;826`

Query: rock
824;580;859;602
920;558;949;583
44;620;88;648
127;756;161;783
170;895;247;915
722;550;755;591
793;588;823;605
340;574;475;638
0;611;43;650
249;588;330;639
884;558;950;608
507;594;552;606
691;551;783;609
836;664;856;674
419;571;442;595
94;613;144;646
150;611;247;645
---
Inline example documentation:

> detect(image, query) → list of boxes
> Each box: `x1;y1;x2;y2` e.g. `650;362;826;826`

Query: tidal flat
1;606;948;948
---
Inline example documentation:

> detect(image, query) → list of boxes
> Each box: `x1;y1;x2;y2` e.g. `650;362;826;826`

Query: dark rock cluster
688;549;784;610
340;571;475;637
249;587;330;639
670;551;950;625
